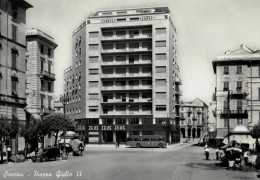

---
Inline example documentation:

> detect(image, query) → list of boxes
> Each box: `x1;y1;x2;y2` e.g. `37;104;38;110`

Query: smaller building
54;100;64;114
180;99;208;139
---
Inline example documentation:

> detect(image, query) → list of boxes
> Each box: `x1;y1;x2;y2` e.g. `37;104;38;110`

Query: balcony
220;109;248;119
175;88;182;96
101;33;152;41
100;111;152;116
0;94;26;107
231;89;247;99
101;98;152;104
101;60;152;66
101;47;152;54
175;77;182;85
101;85;152;91
101;73;152;79
40;71;56;81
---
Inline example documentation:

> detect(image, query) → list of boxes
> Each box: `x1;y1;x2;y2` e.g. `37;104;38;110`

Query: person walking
216;147;219;160
117;140;120;148
204;143;209;160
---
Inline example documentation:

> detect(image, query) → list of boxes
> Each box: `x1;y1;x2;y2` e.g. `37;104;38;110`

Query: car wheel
158;143;164;148
136;143;141;148
41;156;47;162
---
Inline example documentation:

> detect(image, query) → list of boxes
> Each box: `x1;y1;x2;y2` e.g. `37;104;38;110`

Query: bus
126;135;167;148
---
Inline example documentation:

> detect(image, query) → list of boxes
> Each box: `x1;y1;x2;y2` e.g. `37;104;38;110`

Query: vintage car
32;147;60;162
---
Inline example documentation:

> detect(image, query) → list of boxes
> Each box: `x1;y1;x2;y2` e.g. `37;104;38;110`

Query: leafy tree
19;117;41;158
252;124;260;138
0;115;19;163
42;113;74;146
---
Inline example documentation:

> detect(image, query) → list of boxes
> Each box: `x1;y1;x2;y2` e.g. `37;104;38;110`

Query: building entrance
103;131;113;143
116;131;126;142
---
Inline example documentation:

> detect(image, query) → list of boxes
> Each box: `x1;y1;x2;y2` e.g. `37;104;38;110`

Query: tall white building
64;7;182;144
212;45;260;145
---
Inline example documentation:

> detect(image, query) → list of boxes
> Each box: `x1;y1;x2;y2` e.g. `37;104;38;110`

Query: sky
25;0;260;105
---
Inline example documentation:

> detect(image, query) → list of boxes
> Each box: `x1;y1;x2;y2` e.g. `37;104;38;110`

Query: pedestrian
115;141;118;148
204;143;209;160
79;143;84;156
216;147;219;160
244;150;248;165
117;140;120;148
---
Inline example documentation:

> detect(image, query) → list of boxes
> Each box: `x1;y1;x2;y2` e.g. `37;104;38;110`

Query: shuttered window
156;66;166;73
89;93;98;100
155;41;166;47
156;92;166;99
155;28;166;34
89;44;99;50
89;32;99;38
155;79;166;86
155;53;166;60
89;56;99;63
89;69;99;75
89;81;98;87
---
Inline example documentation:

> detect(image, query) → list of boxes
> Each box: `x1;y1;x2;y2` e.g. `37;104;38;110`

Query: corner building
64;7;181;144
25;29;57;120
212;45;260;145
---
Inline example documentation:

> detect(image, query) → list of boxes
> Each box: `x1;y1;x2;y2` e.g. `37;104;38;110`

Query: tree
0;115;19;163
42;113;74;146
252;124;260;138
19;117;41;158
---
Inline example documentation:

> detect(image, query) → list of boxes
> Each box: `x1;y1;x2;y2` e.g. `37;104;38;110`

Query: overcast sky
25;0;260;105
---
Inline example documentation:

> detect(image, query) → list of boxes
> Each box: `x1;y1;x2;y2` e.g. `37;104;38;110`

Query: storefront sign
88;125;126;131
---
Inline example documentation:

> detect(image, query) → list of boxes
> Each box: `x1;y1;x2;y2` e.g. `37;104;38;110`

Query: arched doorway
197;128;201;138
192;128;196;138
180;128;185;138
188;127;191;138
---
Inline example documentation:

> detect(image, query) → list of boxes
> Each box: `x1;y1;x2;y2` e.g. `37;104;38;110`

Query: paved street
0;143;258;180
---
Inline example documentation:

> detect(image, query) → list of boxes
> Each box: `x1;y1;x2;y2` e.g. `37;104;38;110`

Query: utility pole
227;90;231;144
60;94;69;160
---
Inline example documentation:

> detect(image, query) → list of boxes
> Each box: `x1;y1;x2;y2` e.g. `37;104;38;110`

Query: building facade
25;29;57;120
180;99;208;140
212;44;260;145
64;7;181;144
0;0;32;153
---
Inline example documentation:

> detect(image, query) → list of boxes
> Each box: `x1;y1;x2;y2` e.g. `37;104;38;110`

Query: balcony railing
220;109;248;118
40;71;56;81
0;94;26;106
101;85;152;91
101;73;152;78
101;47;152;53
175;77;182;85
101;33;152;40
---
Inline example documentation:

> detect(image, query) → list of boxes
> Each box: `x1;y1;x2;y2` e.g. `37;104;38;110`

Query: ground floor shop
180;125;205;139
76;124;180;144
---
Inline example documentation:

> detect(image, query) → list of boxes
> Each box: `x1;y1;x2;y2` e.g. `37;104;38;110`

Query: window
79;96;81;102
224;119;228;127
48;82;52;92
237;119;243;125
12;25;17;41
156;118;167;124
142;118;153;124
11;77;18;96
88;118;99;125
40;58;44;73
11;49;18;69
48;61;52;73
237;100;242;110
89;31;99;38
89;93;98;100
102;31;113;37
12;5;18;21
223;82;229;91
237;65;242;74
116;43;126;49
130;17;139;21
142;131;153;135
155;41;166;47
129;118;139;124
48;48;51;57
155;79;166;86
89;44;99;50
116;31;126;36
103;118;113;125
155;53;166;60
117;18;126;22
237;81;242;92
224;66;229;74
89;56;99;63
25;59;28;71
156;66;166;73
156;92;166;99
89;69;99;75
156;105;166;111
155;28;166;34
116;118;126;124
89;106;98;112
48;96;52;109
89;81;98;87
40;44;44;54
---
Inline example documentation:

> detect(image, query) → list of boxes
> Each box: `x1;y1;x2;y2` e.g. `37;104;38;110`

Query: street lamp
60;94;69;160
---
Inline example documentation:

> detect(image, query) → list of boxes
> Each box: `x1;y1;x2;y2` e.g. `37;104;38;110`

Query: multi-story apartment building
64;7;182;144
212;44;260;145
180;99;208;139
0;0;32;153
25;29;57;119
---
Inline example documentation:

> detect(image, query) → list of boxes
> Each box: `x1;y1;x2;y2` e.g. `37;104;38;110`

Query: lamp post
227;90;232;144
60;94;69;160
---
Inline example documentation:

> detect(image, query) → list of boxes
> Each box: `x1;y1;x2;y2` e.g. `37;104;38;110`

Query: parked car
32;147;60;162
